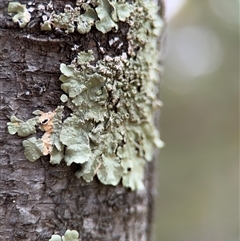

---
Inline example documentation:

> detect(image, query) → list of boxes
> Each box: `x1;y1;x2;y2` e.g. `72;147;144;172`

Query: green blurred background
155;0;239;240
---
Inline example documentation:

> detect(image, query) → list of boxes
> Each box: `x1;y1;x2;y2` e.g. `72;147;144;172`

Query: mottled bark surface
0;0;164;240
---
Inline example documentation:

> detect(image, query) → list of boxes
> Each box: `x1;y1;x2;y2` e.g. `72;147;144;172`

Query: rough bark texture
0;0;164;240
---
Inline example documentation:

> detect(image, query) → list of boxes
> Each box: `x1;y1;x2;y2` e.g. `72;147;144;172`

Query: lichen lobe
8;2;31;28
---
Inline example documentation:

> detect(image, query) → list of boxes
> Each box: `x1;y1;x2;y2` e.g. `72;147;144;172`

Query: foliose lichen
7;0;164;190
49;229;79;241
40;0;133;34
7;2;31;28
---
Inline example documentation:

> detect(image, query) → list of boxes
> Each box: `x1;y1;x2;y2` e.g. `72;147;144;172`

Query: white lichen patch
49;229;79;241
7;0;164;190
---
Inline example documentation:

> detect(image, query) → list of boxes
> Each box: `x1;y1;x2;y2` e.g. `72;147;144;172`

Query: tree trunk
0;0;165;240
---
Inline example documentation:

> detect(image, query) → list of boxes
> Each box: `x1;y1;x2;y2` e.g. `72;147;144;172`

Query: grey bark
0;0;165;240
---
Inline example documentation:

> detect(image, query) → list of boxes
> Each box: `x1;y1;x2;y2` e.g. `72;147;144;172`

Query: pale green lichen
8;106;65;163
7;115;38;137
8;2;31;28
40;0;133;34
7;0;164;190
51;4;98;34
40;20;52;31
49;229;79;241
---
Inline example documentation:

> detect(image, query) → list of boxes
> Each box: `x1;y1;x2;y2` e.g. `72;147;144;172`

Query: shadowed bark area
0;0;164;240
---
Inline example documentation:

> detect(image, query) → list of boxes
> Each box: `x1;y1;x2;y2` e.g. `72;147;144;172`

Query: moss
7;0;164;190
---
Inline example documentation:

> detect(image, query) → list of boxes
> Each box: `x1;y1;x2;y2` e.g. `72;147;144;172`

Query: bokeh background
155;0;239;240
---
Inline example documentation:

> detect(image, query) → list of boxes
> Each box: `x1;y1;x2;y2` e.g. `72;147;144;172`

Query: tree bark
0;0;165;240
